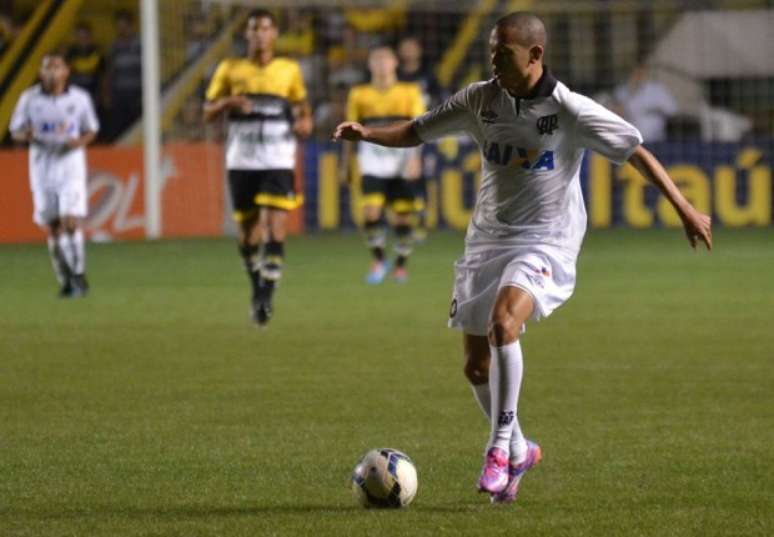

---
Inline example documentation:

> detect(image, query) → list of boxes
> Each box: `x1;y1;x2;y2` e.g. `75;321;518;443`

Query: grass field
1;228;773;537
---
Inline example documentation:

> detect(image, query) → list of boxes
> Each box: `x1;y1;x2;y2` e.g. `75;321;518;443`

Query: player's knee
463;359;488;384
61;218;77;234
48;219;61;235
487;313;520;347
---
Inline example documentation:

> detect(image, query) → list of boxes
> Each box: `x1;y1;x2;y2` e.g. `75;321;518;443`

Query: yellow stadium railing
0;0;84;139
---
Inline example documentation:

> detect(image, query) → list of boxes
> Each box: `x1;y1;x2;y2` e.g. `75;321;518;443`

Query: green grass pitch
1;229;773;536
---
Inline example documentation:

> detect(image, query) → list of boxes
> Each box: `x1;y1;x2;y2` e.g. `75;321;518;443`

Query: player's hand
226;95;253;114
293;116;313;138
679;206;712;251
332;122;368;142
65;138;82;150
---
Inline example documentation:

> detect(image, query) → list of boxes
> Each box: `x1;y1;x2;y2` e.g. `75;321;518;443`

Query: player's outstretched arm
332;120;422;148
627;145;712;251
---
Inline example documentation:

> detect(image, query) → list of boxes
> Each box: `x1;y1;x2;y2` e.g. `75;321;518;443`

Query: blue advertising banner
302;139;773;231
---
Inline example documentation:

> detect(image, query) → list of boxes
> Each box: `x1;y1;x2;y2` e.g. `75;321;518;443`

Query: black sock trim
394;224;412;237
265;240;284;258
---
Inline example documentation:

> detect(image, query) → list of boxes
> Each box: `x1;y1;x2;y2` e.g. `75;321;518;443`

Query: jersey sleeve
287;62;308;103
413;84;476;142
574;95;643;164
345;88;359;122
80;93;100;134
205;60;231;101
9;90;30;135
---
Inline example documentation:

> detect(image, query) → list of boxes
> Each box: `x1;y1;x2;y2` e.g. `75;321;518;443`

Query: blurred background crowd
1;0;772;147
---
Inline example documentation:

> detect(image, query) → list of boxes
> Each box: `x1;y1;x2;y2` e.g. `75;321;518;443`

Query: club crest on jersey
480;109;498;124
537;114;559;135
482;140;555;171
537;114;559;134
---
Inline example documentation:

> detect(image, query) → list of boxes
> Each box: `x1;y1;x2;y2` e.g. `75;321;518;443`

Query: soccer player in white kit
10;53;99;298
334;12;712;503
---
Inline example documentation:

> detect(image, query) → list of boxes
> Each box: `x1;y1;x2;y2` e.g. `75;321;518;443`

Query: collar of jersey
41;84;70;96
506;66;557;101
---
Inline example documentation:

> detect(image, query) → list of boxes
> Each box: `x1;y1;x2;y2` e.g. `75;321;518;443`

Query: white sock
509;415;528;464
488;340;525;455
57;233;76;275
47;237;68;285
471;382;491;419
72;229;86;274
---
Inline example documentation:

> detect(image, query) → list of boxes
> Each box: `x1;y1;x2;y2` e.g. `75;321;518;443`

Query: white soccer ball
351;448;418;508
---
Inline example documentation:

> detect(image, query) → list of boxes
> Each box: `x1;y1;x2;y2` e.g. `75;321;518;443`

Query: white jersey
9;84;98;224
414;71;642;257
9;84;99;187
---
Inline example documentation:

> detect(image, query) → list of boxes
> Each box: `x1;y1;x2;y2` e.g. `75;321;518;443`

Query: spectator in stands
101;9;142;142
184;12;210;64
168;95;204;142
611;64;678;143
314;80;348;140
396;35;441;241
397;35;443;108
66;22;104;101
275;8;316;57
327;24;368;87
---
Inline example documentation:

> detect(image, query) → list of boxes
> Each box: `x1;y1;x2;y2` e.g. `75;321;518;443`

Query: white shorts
448;245;577;336
30;154;88;226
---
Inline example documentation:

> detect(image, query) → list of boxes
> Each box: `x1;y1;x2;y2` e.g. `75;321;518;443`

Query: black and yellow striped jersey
206;57;308;170
346;82;425;178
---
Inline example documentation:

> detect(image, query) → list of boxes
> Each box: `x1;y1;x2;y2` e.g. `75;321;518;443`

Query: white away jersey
9;84;99;166
413;71;642;255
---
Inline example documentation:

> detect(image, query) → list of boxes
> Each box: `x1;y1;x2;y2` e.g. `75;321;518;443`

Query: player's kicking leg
473;286;537;495
466;332;543;502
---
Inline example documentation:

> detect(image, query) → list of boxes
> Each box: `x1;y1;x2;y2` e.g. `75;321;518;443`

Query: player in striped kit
204;9;313;326
335;12;712;503
340;44;426;284
10;53;99;298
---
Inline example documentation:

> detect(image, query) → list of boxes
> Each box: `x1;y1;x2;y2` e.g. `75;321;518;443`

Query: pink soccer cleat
491;440;542;504
477;447;509;494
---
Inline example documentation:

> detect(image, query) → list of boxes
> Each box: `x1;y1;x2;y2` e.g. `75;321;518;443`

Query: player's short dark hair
247;9;277;27
75;21;92;33
398;35;422;47
496;11;547;47
368;40;397;56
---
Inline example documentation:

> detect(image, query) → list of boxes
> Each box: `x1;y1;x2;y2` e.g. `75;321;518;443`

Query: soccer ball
351;448;418;508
